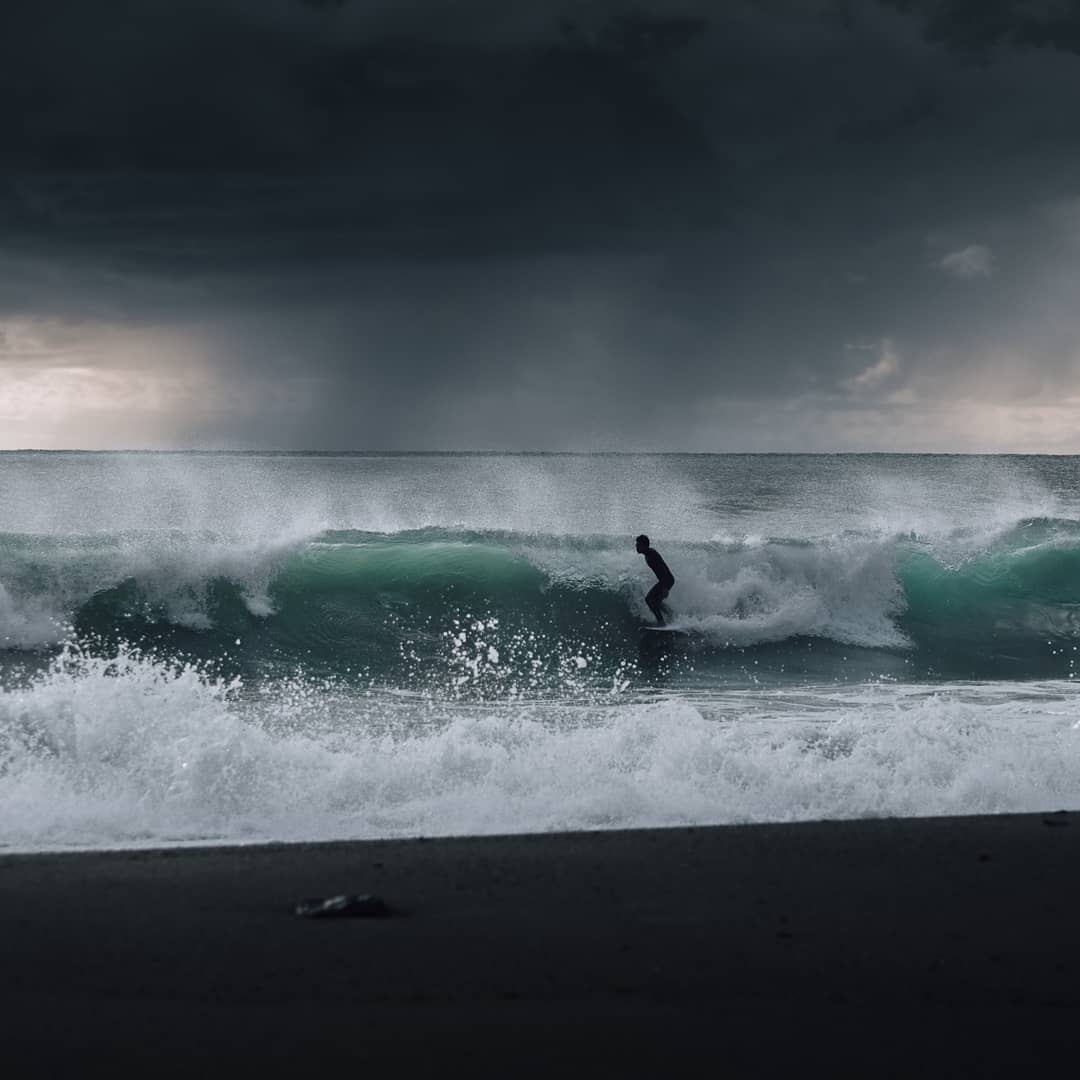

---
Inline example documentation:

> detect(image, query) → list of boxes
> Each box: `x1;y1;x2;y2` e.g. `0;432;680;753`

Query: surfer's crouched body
635;534;675;626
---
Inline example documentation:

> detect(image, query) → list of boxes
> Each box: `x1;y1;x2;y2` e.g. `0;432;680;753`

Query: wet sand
2;813;1078;1074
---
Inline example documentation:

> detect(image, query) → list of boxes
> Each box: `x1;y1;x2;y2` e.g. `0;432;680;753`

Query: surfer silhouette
636;534;675;626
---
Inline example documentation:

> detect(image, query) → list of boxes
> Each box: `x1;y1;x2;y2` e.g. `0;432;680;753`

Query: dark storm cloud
3;0;1069;266
4;0;1080;449
883;0;1080;55
1;1;720;263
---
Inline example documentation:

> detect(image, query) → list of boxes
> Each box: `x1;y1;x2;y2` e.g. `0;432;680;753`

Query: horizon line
1;448;1077;457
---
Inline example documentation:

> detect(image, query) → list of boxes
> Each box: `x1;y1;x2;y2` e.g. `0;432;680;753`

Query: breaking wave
2;520;1080;679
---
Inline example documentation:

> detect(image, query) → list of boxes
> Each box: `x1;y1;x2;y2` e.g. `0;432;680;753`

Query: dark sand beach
3;814;1079;1074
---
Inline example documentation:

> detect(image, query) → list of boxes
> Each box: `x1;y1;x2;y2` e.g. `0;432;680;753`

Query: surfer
636;534;675;626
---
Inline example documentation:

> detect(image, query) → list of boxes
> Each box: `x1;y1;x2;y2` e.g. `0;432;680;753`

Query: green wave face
897;527;1080;673
4;522;1080;686
50;532;644;693
255;536;640;691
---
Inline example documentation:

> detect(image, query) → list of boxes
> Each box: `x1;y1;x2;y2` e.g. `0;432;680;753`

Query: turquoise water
2;452;1080;849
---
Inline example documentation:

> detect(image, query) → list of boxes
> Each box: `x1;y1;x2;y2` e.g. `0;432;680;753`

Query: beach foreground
3;814;1079;1074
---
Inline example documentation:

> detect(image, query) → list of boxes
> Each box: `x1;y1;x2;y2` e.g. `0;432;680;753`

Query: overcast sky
4;0;1080;451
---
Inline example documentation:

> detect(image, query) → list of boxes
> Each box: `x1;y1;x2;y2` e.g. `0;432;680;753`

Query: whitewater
2;452;1080;851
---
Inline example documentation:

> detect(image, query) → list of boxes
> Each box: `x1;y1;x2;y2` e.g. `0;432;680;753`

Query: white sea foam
0;526;314;648
2;648;1079;852
652;538;908;648
525;534;909;649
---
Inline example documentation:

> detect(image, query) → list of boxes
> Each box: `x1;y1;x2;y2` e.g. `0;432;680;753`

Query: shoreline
3;813;1079;1072
2;804;1079;860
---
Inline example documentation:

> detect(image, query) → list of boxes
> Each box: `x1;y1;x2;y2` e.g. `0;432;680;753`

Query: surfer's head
635;534;650;553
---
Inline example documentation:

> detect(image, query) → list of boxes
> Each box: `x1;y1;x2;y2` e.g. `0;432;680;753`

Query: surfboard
641;625;689;634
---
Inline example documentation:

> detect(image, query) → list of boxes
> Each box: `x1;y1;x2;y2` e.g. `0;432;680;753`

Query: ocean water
2;451;1080;852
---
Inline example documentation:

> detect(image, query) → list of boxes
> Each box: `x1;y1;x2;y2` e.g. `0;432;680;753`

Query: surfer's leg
646;583;666;625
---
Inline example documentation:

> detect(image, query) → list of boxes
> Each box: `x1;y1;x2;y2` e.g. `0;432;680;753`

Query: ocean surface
2;451;1080;851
